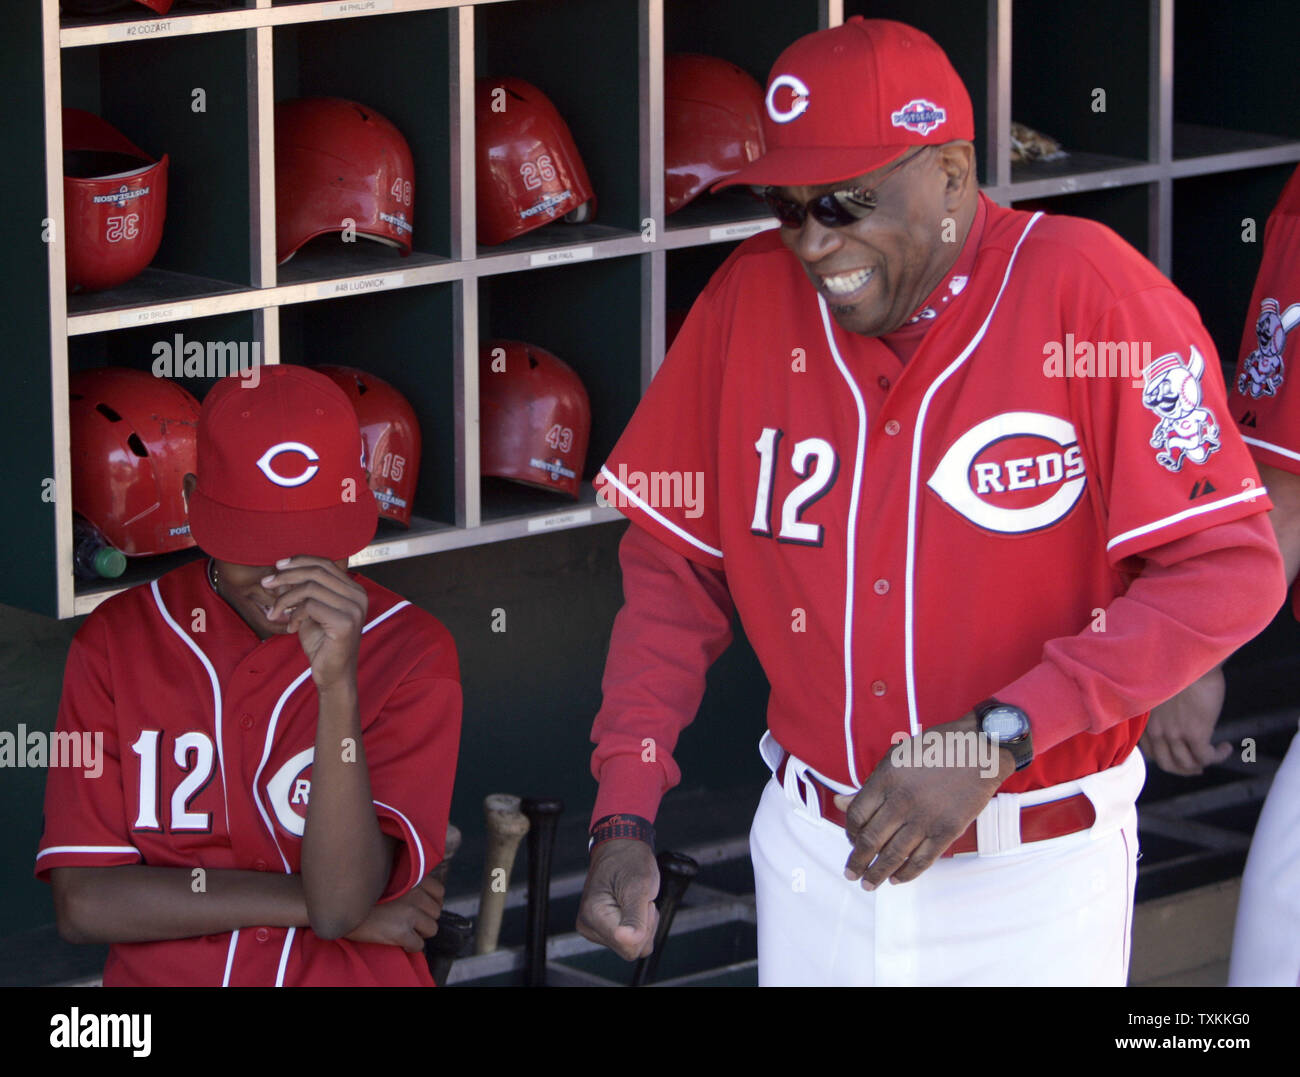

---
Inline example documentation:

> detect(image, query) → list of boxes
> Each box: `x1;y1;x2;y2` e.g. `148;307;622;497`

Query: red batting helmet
275;97;415;264
60;1;176;13
63;109;169;293
475;78;596;246
480;340;590;498
69;367;201;558
664;54;767;215
315;365;422;527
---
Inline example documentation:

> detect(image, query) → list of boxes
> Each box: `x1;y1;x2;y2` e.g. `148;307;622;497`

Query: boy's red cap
187;365;378;565
715;17;975;190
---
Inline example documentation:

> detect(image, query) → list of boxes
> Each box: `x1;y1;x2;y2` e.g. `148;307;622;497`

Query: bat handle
631;850;699;987
426;910;474;987
521;796;564;988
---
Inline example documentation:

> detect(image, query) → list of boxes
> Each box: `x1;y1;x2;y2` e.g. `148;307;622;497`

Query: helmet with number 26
479;340;590;499
475;78;596;246
315;365;422;528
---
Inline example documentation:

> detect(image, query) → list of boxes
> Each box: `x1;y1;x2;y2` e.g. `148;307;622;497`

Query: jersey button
871;679;887;696
253;858;268;871
239;713;253;730
884;419;901;436
878;375;890;390
255;927;270;944
872;579;890;595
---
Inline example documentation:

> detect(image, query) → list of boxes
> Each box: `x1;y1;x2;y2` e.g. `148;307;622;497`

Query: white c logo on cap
766;74;810;124
256;442;320;487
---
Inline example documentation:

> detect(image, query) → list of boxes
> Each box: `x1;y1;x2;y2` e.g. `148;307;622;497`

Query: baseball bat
520;796;564;987
431;822;461;883
426;910;473;987
631;851;699;987
474;795;530;955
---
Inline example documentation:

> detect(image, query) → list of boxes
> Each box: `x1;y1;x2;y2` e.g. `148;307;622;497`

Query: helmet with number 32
479;339;590;498
475;78;596;246
63;109;169;293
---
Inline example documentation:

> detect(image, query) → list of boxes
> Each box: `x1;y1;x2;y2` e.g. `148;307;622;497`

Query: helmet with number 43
479;339;590;499
63;108;169;293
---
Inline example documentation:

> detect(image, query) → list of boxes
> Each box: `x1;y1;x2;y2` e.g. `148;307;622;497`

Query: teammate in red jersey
36;365;461;986
576;18;1286;985
1145;163;1300;986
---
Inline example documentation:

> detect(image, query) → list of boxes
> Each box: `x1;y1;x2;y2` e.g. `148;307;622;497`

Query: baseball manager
576;18;1286;986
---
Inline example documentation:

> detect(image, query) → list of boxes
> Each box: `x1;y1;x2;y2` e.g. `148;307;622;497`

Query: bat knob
656;850;699;884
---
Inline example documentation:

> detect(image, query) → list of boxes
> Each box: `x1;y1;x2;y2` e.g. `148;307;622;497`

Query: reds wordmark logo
927;412;1087;533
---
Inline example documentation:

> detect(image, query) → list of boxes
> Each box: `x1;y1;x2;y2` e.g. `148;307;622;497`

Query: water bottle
74;517;127;581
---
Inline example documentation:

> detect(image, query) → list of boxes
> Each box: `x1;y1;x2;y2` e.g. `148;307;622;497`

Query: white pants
749;734;1144;986
1228;724;1300;987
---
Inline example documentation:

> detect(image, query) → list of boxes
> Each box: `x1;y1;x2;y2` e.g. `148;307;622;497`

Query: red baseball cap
714;17;974;190
187;365;378;565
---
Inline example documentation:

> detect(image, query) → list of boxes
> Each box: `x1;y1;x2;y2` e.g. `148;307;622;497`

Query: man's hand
1141;665;1229;775
832;714;1014;889
575;839;659;961
262;556;368;690
344;872;446;953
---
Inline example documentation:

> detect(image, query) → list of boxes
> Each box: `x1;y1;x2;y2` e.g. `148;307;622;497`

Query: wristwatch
973;698;1034;772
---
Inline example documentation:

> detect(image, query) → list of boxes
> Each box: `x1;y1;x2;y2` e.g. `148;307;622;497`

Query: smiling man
578;18;1286;986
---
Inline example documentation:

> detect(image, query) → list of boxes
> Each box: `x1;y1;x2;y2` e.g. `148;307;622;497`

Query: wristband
588;813;656;853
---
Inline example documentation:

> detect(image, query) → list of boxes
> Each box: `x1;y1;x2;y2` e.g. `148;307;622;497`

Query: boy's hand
261;556;367;690
344;873;446;952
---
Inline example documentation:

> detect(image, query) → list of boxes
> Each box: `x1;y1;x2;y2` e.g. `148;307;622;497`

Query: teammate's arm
837;511;1285;888
264;556;393;938
577;525;735;960
1143;463;1300;774
50;864;443;947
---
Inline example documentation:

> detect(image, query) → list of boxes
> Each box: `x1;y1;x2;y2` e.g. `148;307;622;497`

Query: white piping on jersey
151;579;230;837
373;798;426;881
222;929;239;987
598;465;724;560
815;297;871;788
1242;435;1300;464
36;843;139;861
1106;486;1269;552
275;927;296;987
902;213;1044;739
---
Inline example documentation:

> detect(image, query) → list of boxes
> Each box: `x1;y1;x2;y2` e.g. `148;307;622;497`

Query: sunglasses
762;147;931;229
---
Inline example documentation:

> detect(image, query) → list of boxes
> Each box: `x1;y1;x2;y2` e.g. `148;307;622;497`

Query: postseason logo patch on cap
890;99;947;136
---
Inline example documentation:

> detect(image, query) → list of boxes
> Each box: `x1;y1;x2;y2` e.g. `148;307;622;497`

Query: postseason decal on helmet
530;456;577;482
520;190;574;222
890;99;947;136
927;412;1087;534
1142;346;1221;472
92;183;153;208
379;211;413;236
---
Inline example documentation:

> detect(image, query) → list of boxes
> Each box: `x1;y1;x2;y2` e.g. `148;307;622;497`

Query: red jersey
594;194;1276;800
36;559;461;987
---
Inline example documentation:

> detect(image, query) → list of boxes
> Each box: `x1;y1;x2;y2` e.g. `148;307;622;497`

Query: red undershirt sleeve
589;524;736;827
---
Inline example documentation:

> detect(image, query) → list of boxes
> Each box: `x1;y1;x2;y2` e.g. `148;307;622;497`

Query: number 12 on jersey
751;427;838;546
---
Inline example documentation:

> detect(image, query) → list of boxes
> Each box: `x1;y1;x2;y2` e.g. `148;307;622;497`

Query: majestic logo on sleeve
766;75;811;124
266;748;313;837
1142;346;1221;472
927;412;1087;533
1238;297;1300;398
890;99;947;136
